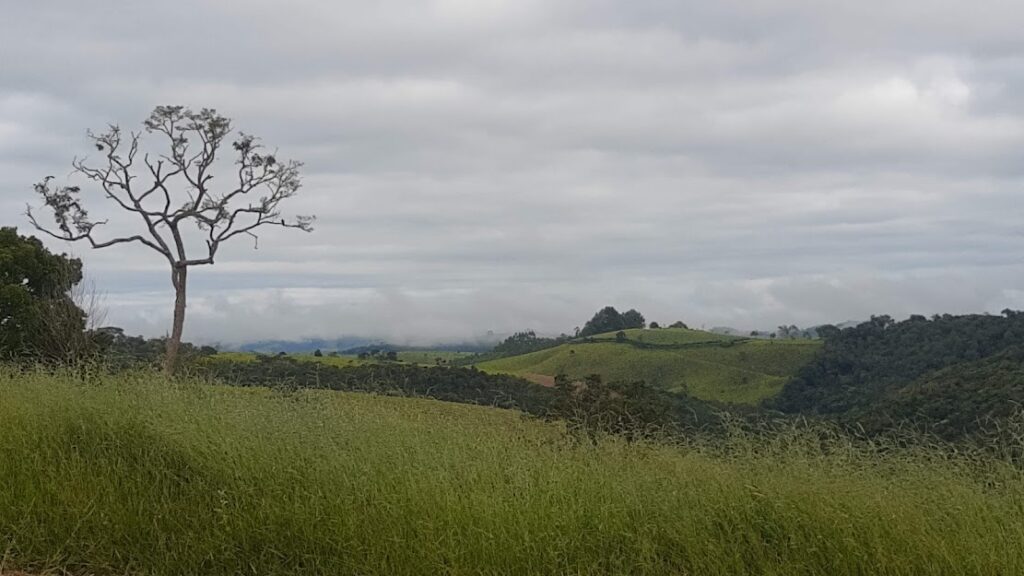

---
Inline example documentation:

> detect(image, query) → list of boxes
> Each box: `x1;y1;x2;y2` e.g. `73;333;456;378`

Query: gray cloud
2;0;1024;344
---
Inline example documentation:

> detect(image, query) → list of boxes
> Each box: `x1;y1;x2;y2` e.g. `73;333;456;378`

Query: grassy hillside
478;328;820;404
589;327;737;345
395;350;475;365
2;369;1023;575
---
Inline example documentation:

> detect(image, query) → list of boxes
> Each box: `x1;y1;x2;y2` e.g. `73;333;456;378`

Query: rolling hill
476;328;821;404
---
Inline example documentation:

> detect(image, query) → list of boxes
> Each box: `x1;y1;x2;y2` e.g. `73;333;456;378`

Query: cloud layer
2;1;1023;344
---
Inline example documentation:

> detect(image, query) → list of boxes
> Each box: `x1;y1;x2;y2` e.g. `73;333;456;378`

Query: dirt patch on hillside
521;372;556;387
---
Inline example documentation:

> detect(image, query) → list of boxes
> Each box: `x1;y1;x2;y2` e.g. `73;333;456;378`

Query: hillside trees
621;309;646;329
0;227;89;361
494;330;568;355
28;106;314;374
771;311;1024;438
579;306;646;337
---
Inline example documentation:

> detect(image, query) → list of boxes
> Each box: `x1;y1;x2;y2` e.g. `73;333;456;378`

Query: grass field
2;368;1023;575
589;327;737;345
478;329;820;404
395;350;476;365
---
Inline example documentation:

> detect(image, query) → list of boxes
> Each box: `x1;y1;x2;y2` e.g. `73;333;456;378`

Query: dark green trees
771;311;1024;439
620;309;646;330
0;227;87;361
579;306;646;337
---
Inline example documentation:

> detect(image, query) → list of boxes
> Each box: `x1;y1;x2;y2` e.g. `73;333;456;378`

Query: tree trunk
164;266;187;375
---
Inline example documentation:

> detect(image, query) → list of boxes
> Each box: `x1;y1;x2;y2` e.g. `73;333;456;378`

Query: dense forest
772;311;1024;439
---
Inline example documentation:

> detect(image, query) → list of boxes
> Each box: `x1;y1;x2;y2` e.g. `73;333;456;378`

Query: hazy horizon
4;1;1024;344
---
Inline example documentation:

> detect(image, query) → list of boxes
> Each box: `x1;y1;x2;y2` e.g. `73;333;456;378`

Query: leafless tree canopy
27;105;315;373
28;105;314;265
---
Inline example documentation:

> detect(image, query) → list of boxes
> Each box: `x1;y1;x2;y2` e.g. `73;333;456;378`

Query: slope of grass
589;327;736;345
478;332;820;404
2;369;1023;575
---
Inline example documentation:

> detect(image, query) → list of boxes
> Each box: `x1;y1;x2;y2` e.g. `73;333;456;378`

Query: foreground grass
1;369;1023;575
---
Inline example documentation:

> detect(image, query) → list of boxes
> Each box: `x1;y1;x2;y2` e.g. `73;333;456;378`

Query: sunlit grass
2;367;1022;575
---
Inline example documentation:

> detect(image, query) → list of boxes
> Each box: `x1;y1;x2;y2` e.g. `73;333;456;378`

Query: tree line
771;312;1024;440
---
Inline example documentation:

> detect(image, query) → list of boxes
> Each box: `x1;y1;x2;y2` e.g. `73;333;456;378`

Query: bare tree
27;106;314;374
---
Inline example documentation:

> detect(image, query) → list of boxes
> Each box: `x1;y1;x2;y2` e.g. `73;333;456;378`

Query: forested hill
770;311;1024;438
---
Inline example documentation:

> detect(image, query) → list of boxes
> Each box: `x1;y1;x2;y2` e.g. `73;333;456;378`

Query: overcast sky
3;0;1024;345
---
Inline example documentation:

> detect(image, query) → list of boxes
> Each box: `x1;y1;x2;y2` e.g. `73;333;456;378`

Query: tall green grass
2;368;1022;575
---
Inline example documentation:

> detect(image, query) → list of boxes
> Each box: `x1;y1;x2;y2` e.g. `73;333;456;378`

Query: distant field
589;327;736;345
395;350;475;365
2;369;1022;575
478;328;820;404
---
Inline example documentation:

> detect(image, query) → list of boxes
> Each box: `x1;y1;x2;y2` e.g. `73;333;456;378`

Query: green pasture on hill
2;369;1022;575
589;327;737;345
478;329;821;404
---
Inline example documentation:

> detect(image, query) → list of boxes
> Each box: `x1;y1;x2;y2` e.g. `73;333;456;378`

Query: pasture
478;329;820;404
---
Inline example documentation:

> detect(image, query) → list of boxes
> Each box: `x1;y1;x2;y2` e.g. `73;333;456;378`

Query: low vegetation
2;369;1023;576
200;354;559;416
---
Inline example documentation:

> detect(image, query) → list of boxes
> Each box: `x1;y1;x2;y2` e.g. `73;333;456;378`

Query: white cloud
2;1;1024;343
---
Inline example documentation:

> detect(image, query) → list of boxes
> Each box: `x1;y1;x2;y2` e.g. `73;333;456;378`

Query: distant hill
708;326;752;337
341;343;492;355
232;338;494;355
234;337;376;354
476;327;821;405
771;312;1024;439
